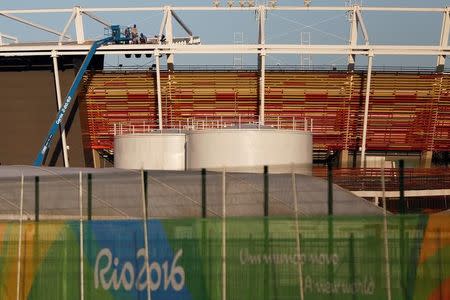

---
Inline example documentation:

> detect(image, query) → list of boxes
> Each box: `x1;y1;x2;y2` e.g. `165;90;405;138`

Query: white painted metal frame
1;4;448;163
155;50;163;131
74;6;85;44
360;53;373;168
51;51;70;167
0;5;447;57
0;12;70;39
437;7;450;70
258;5;266;125
0;33;18;46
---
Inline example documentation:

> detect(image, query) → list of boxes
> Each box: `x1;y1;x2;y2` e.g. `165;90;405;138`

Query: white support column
52;51;70;167
74;6;85;44
360;53;374;168
155;50;163;131
437;8;450;71
258;6;266;125
259;54;266;125
348;6;358;70
165;6;174;70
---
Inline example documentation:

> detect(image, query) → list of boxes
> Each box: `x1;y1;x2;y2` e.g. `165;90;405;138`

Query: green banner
0;215;448;299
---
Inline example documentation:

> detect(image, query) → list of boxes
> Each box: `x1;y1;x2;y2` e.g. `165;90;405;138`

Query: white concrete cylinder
186;129;312;173
114;133;186;170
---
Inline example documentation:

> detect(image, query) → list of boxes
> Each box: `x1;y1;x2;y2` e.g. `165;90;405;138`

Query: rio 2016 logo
94;248;185;292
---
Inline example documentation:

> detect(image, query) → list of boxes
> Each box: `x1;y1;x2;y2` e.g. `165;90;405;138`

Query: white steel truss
0;33;18;46
1;4;449;165
0;5;448;59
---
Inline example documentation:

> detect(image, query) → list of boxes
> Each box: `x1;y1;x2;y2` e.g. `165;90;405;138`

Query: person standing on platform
131;24;138;44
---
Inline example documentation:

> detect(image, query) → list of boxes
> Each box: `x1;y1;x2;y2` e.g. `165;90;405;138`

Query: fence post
78;172;84;300
327;161;334;299
144;170;148;217
264;165;269;217
381;164;392;300
16;174;24;300
35;176;39;222
327;161;333;215
292;169;305;300
349;233;355;300
399;160;406;214
141;169;151;300
87;173;92;221
263;165;269;299
398;160;406;298
201;168;207;299
202;168;206;218
221;168;227;300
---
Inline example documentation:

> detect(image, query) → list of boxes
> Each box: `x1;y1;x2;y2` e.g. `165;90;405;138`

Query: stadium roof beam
0;33;18;46
74;6;85;44
58;10;76;45
165;7;174;70
160;7;197;70
1;44;450;56
437;7;450;72
348;5;369;71
0;6;447;14
79;7;447;12
82;11;111;28
0;12;71;40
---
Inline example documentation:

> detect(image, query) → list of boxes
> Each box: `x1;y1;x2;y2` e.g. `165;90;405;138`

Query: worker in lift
131;24;138;44
139;33;147;44
124;27;131;42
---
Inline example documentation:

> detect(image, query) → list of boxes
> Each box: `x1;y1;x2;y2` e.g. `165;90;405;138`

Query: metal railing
102;64;450;73
113;115;313;135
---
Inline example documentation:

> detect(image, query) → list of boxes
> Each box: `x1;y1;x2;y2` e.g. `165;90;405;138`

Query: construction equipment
33;26;130;166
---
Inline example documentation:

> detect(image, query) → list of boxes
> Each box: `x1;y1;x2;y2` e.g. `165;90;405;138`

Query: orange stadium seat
79;70;450;154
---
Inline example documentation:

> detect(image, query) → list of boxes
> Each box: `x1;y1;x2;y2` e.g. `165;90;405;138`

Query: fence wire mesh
0;217;448;299
0;165;449;299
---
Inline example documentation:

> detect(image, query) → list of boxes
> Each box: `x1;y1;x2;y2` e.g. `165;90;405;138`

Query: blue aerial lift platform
33;25;130;166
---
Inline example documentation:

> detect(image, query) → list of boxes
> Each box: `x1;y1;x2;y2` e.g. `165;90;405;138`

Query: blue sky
1;0;450;68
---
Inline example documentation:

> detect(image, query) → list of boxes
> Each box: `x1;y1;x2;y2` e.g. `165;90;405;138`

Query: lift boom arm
33;36;112;166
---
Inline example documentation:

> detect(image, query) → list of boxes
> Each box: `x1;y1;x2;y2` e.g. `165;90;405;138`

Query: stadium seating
80;70;450;154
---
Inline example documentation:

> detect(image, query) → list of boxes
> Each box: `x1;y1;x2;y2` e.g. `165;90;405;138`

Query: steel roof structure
1;4;449;167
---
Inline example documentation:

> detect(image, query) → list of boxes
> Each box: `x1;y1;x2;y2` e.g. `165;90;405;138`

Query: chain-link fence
0;216;449;299
0;164;449;299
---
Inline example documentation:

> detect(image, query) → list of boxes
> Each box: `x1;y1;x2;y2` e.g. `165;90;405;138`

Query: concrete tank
186;129;312;173
114;133;186;170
